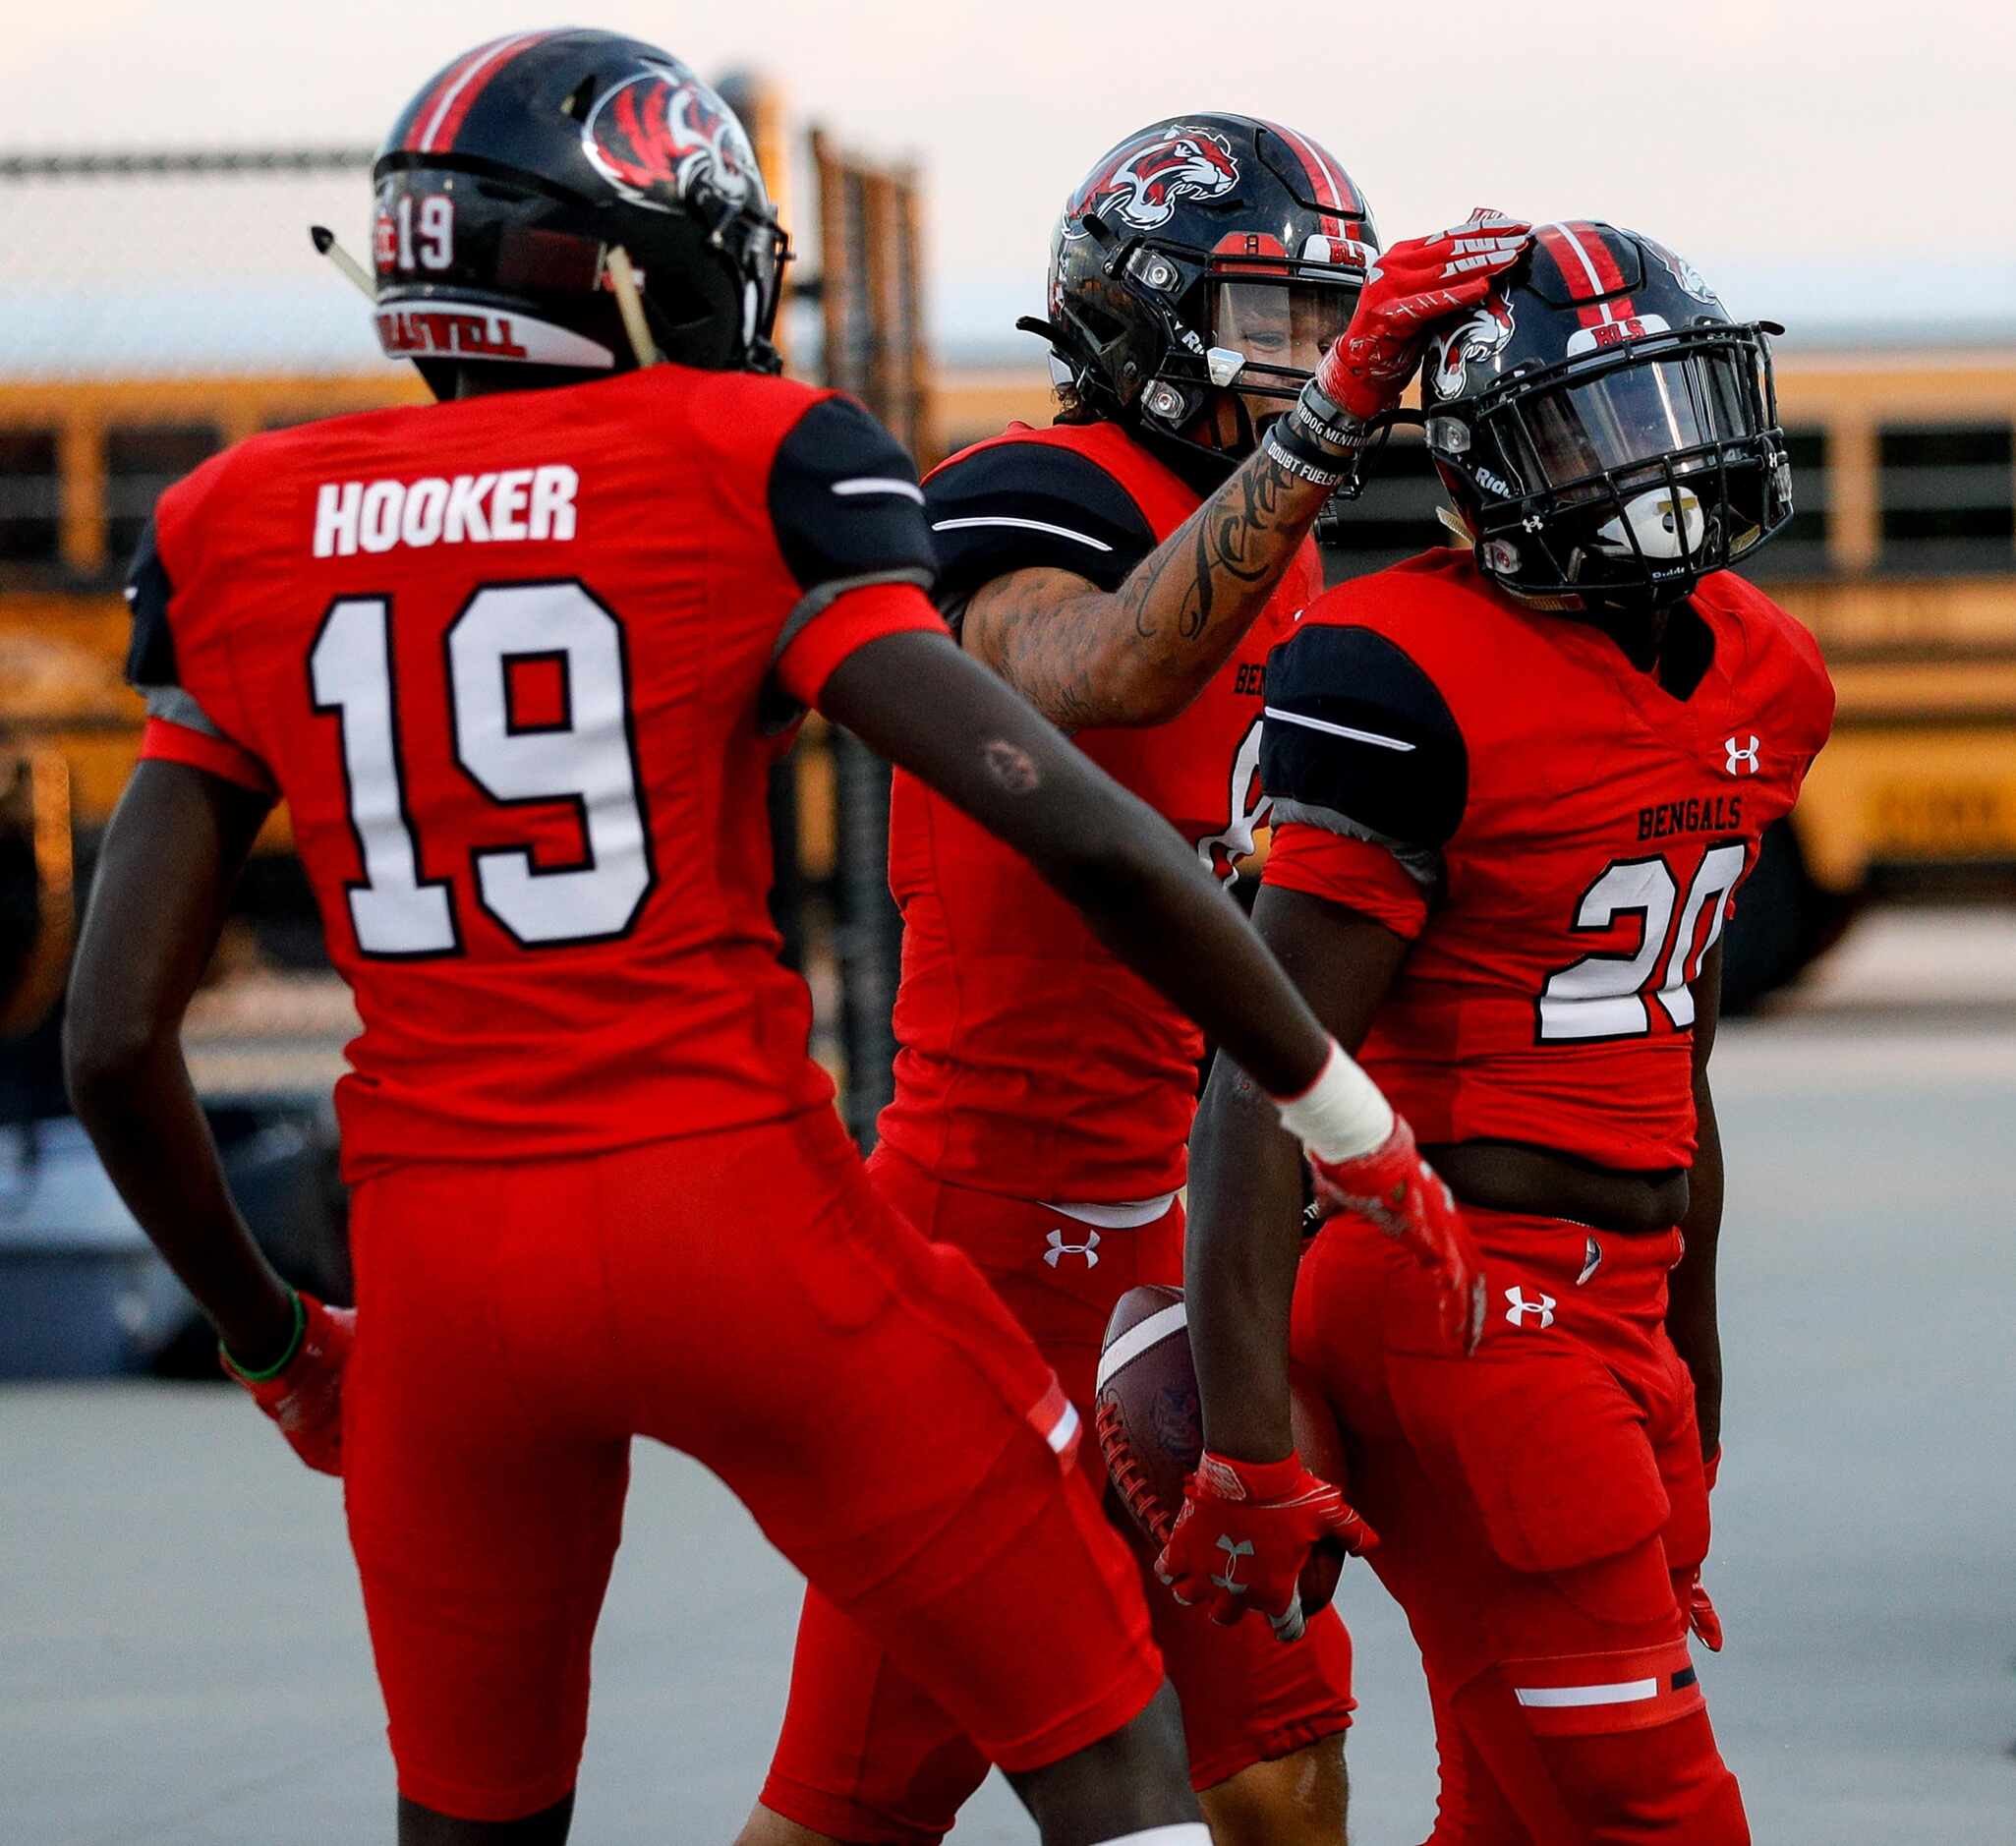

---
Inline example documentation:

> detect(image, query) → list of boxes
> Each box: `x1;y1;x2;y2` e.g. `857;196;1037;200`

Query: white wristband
1273;1040;1396;1163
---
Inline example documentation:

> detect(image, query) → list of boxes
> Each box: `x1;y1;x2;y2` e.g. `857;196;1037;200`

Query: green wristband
222;1289;305;1382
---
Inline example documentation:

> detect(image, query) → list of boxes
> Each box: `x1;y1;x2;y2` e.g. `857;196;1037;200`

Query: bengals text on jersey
1258;546;1835;1172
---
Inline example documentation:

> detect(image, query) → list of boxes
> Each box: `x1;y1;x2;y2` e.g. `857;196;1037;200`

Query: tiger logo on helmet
583;63;758;210
1427;295;1517;400
1066;123;1240;234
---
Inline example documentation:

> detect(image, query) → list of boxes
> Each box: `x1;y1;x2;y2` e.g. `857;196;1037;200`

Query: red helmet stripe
1261;119;1349;239
1537;220;1638;327
407;31;555;153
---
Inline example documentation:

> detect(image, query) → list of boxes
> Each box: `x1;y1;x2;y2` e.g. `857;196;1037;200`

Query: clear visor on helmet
1210;277;1360;396
1513;347;1766;495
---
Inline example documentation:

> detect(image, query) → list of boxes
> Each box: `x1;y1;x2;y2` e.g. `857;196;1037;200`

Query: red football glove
219;1291;355;1477
1263;208;1530;488
1686;1445;1724;1649
1684;1567;1725;1652
1154;1450;1376;1644
1308;1115;1487;1356
1320;207;1531;420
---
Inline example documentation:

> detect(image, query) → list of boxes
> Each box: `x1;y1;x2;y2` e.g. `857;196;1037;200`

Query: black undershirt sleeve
922;439;1158;618
1259;622;1469;855
123;515;179;689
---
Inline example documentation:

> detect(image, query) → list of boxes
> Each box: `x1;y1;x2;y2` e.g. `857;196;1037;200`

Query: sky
4;0;2013;364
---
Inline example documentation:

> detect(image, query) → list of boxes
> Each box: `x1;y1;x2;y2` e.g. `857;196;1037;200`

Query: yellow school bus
935;341;2016;1000
6;341;2014;1004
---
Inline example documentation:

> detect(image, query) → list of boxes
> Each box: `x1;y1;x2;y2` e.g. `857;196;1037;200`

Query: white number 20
1537;843;1747;1041
309;582;653;957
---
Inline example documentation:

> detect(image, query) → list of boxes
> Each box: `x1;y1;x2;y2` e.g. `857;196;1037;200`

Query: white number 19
309;581;653;958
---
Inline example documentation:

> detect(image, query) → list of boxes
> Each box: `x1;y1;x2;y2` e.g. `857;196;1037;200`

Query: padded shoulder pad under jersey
767;396;938;598
1261;621;1469;850
124;514;178;688
924;438;1157;606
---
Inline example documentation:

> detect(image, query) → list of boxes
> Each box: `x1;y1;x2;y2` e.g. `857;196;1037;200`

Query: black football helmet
369;29;787;394
1421;220;1791;609
1025;114;1377;456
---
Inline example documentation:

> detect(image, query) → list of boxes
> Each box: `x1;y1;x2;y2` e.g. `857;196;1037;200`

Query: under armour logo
1724;734;1760;775
1504;1287;1557;1329
1211;1534;1255;1594
1044;1228;1101;1269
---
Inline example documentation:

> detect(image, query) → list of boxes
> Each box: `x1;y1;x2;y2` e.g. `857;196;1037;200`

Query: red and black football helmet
1025;114;1377;457
369;29;788;394
1421;220;1792;609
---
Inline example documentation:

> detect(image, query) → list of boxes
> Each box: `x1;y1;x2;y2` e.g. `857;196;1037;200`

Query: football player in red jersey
1169;223;1836;1842
61;33;1472;1846
748;121;1525;1846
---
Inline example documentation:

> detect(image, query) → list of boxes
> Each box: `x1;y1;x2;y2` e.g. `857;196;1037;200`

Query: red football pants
760;1144;1355;1844
1293;1208;1747;1844
340;1113;1161;1822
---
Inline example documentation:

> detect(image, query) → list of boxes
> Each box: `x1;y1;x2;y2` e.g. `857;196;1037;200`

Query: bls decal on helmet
1066;124;1240;235
1564;313;1670;358
1428;296;1517;399
582;63;757;210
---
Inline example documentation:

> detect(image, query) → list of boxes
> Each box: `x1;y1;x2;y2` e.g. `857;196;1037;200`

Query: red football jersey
126;366;947;1182
1259;548;1834;1171
875;420;1325;1201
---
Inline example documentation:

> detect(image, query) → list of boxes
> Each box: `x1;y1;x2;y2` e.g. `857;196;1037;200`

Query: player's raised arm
959;211;1530;730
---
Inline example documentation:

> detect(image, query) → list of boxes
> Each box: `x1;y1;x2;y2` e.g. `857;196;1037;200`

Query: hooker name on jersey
313;466;581;556
126;369;943;1183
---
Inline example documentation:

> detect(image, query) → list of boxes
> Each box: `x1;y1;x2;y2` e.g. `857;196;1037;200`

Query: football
1095;1283;1352;1617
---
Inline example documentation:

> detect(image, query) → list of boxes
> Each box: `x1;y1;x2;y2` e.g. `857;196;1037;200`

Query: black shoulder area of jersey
123;514;178;688
1261;622;1469;849
767;395;938;597
923;438;1157;606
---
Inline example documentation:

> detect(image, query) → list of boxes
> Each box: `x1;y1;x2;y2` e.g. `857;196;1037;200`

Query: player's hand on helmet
1323;207;1531;418
1265;208;1530;488
219;1290;355;1476
1155;1450;1376;1644
1307;1115;1487;1356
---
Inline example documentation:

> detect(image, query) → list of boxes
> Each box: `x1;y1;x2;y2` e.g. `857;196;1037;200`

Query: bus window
1879;423;2015;575
104;424;221;570
1330;433;1447;579
0;429;61;569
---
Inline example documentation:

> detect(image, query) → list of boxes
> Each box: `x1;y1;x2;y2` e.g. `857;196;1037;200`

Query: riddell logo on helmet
582;64;757;207
1067;125;1240;234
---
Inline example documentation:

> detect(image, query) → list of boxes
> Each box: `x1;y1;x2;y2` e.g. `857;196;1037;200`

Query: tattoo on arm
1131;444;1303;643
967;446;1328;729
